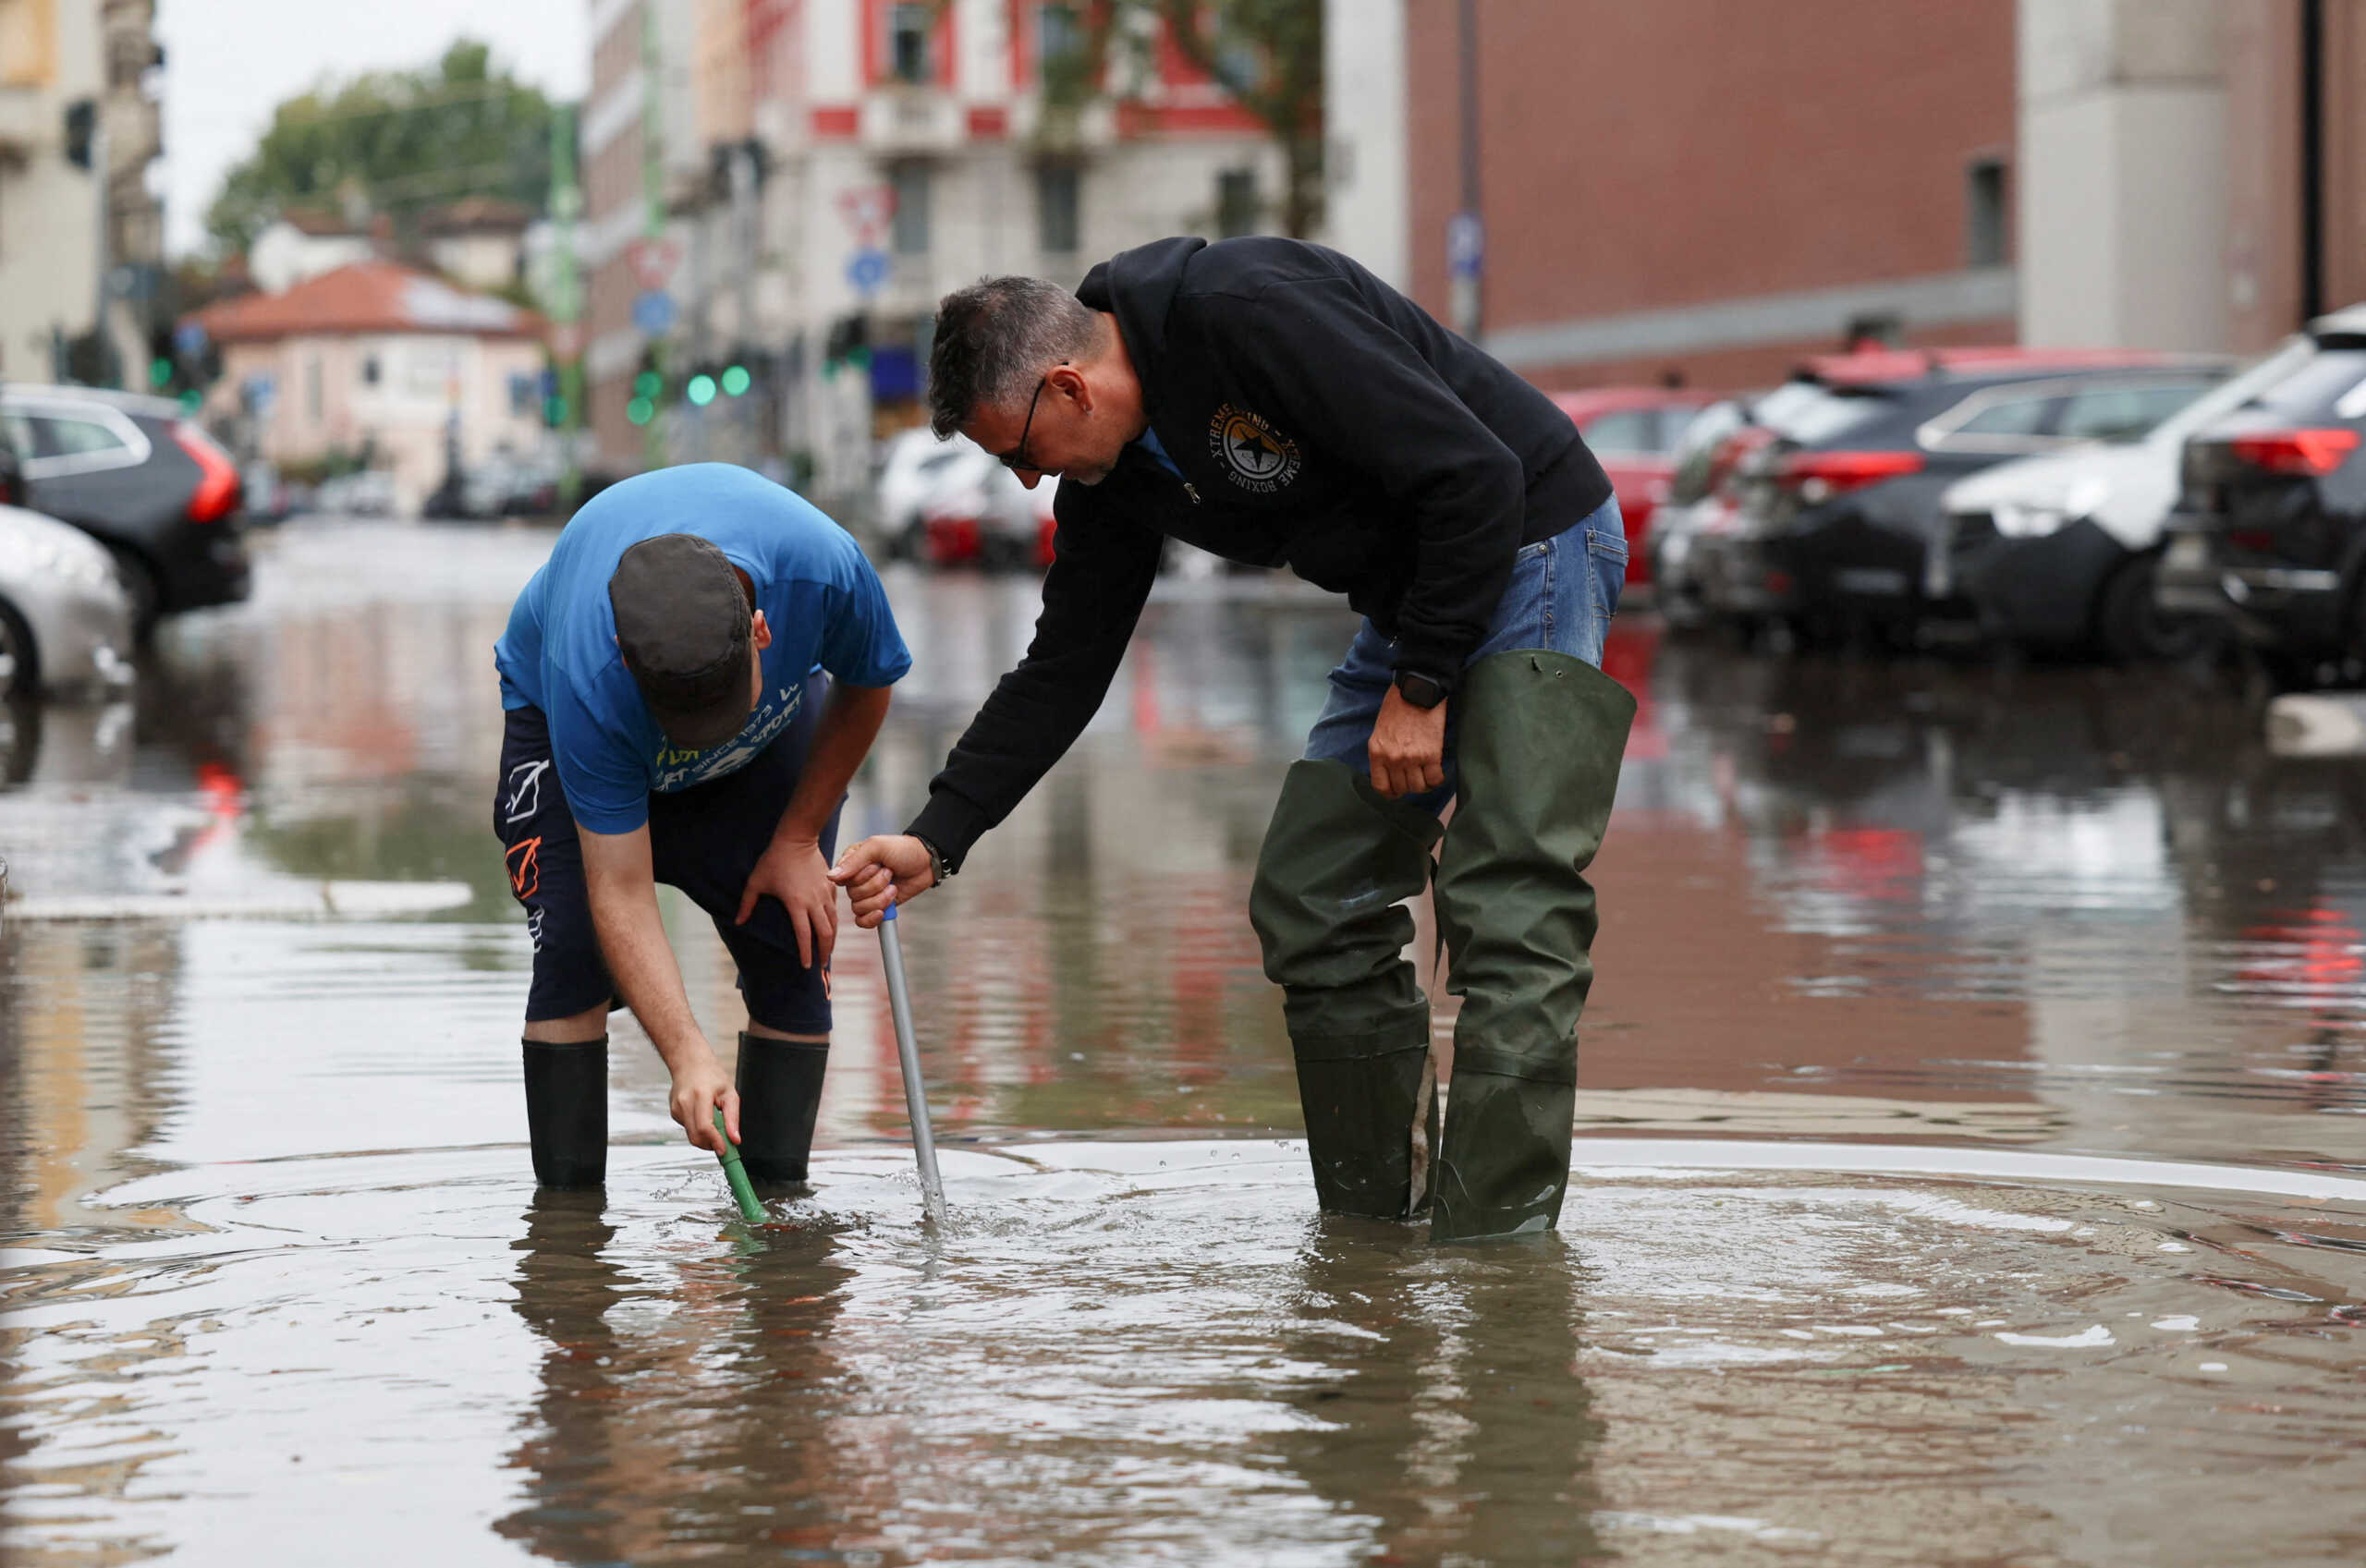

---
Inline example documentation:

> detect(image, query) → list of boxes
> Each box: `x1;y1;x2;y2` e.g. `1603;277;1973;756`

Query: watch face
1396;672;1446;709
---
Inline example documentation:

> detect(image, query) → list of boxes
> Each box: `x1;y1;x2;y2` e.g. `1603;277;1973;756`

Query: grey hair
927;275;1099;439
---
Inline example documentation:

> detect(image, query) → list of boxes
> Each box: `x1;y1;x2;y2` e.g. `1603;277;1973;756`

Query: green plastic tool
712;1109;766;1223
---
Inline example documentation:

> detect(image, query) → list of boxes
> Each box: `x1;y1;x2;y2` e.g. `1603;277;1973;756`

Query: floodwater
5;519;2366;1564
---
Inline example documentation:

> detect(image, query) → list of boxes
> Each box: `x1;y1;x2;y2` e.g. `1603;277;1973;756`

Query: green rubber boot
1431;650;1635;1243
1250;760;1445;1219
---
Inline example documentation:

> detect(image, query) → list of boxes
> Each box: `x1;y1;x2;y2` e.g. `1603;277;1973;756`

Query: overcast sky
156;0;590;256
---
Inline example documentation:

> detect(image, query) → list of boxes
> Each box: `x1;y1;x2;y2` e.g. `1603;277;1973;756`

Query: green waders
1250;760;1445;1218
1431;650;1634;1241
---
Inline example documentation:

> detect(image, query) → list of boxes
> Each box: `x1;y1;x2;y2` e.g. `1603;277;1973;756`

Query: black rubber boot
1432;651;1635;1243
522;1037;608;1189
1250;760;1446;1220
735;1031;828;1185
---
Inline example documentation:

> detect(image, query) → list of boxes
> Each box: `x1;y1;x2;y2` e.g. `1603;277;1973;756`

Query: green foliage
1031;1;1323;237
203;40;556;257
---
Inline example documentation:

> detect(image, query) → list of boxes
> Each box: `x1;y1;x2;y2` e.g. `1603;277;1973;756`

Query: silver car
0;504;136;700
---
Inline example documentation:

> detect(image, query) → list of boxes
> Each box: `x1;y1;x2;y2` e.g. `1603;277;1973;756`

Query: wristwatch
1392;668;1450;710
911;832;952;883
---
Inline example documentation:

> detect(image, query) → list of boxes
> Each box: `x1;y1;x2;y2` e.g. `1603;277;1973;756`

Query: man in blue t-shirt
493;464;912;1189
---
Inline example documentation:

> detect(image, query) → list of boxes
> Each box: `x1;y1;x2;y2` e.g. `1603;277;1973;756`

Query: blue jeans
1303;494;1627;816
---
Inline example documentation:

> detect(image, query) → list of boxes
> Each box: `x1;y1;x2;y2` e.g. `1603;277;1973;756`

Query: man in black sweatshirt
832;237;1636;1241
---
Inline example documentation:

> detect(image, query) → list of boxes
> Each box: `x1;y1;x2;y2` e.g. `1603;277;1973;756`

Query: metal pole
550;100;584;505
640;0;667;468
1450;0;1482;341
876;901;947;1224
91;118;113;387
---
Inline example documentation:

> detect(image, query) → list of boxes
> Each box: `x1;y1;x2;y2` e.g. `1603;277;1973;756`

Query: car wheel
2094;553;2210;664
0;598;35;700
109;547;161;642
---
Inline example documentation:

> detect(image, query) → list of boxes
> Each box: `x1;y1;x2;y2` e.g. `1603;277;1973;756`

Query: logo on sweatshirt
1208;404;1301;493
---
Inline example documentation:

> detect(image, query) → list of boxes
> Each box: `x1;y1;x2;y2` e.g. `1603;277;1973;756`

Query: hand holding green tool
713;1108;766;1223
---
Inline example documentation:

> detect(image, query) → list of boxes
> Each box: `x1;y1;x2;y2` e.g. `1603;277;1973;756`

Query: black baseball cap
608;533;754;749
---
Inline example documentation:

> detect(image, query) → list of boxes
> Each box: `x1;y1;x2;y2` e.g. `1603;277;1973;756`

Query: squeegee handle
879;898;948;1224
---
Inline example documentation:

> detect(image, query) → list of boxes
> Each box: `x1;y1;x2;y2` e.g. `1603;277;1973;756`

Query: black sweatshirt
907;236;1613;869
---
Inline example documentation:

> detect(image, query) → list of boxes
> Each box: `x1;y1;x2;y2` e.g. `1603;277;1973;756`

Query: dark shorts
494;678;840;1033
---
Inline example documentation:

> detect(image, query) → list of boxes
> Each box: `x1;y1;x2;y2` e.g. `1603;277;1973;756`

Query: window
890;161;931;255
1953;395;2055;438
361;355;381;386
1037;164;1080;254
30;415;127;459
2057;382;2213;443
1038;3;1080;67
1966;156;2007;268
307;357;323;422
1581;407;1661;456
886;3;931;84
1215;168;1259;239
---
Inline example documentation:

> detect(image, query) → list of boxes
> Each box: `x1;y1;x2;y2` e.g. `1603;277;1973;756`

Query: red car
1550;388;1706;587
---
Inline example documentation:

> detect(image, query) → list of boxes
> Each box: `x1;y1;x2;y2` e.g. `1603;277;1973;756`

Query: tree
1036;1;1323;238
204;41;555;257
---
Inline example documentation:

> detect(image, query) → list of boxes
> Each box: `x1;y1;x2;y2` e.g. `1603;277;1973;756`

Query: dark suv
2154;305;2366;683
1691;350;2222;647
0;384;250;638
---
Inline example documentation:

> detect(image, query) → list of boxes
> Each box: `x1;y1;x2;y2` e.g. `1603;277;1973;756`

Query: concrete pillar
2018;0;2231;350
1321;0;1409;288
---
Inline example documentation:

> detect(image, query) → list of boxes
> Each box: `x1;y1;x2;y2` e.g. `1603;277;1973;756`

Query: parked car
0;503;137;700
1936;345;2307;661
315;469;398;517
0;383;249;637
1652;385;1851;628
874;428;1049;570
1688;349;2223;647
1549;388;1703;587
2154;303;2366;684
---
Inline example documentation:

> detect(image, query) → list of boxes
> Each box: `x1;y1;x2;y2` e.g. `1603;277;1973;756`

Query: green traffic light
543;395;570;425
720;364;750;397
149;358;173;389
633;370;662;399
687;374;717;407
177;389;202;414
627;395;655;426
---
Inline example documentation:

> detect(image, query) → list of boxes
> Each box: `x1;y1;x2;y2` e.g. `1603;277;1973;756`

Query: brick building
1339;0;2366;395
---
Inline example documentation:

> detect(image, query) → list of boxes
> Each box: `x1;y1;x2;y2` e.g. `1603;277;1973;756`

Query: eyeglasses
998;364;1064;472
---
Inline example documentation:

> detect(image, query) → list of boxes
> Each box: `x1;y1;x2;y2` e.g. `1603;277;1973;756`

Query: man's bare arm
580;821;737;1152
734;682;895;965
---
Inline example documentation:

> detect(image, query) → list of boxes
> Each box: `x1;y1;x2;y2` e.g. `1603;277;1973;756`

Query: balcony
859;87;960;154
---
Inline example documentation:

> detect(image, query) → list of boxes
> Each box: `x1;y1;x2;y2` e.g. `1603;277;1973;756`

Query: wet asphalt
3;517;2365;1565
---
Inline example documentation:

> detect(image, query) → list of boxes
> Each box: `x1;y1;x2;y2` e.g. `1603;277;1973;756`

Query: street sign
1447;212;1484;281
173;322;208;359
836;186;896;246
624;237;683;293
631;290;678;334
846;248;891;298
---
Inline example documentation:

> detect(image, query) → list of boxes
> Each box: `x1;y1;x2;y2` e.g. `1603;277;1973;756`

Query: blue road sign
173;321;208;359
846;248;891;298
1446;213;1484;281
631;290;677;334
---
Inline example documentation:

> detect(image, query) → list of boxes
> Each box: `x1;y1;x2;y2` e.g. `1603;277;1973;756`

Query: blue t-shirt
494;464;911;834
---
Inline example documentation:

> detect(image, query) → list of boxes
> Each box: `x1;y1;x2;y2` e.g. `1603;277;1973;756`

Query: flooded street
6;519;2366;1564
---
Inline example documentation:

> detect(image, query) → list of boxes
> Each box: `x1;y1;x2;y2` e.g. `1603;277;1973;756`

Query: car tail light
2227;429;2361;477
173;421;240;522
1774;450;1925;502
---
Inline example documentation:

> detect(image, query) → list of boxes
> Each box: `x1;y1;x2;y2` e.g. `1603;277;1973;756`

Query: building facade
575;0;1286;501
190;261;550;515
1372;0;2363;394
0;0;164;383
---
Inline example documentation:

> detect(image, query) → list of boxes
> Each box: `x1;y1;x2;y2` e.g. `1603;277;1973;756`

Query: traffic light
686;372;717;407
62;100;96;170
720;363;750;397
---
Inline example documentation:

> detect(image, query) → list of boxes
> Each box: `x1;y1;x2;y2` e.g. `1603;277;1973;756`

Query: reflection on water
4;518;2366;1562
